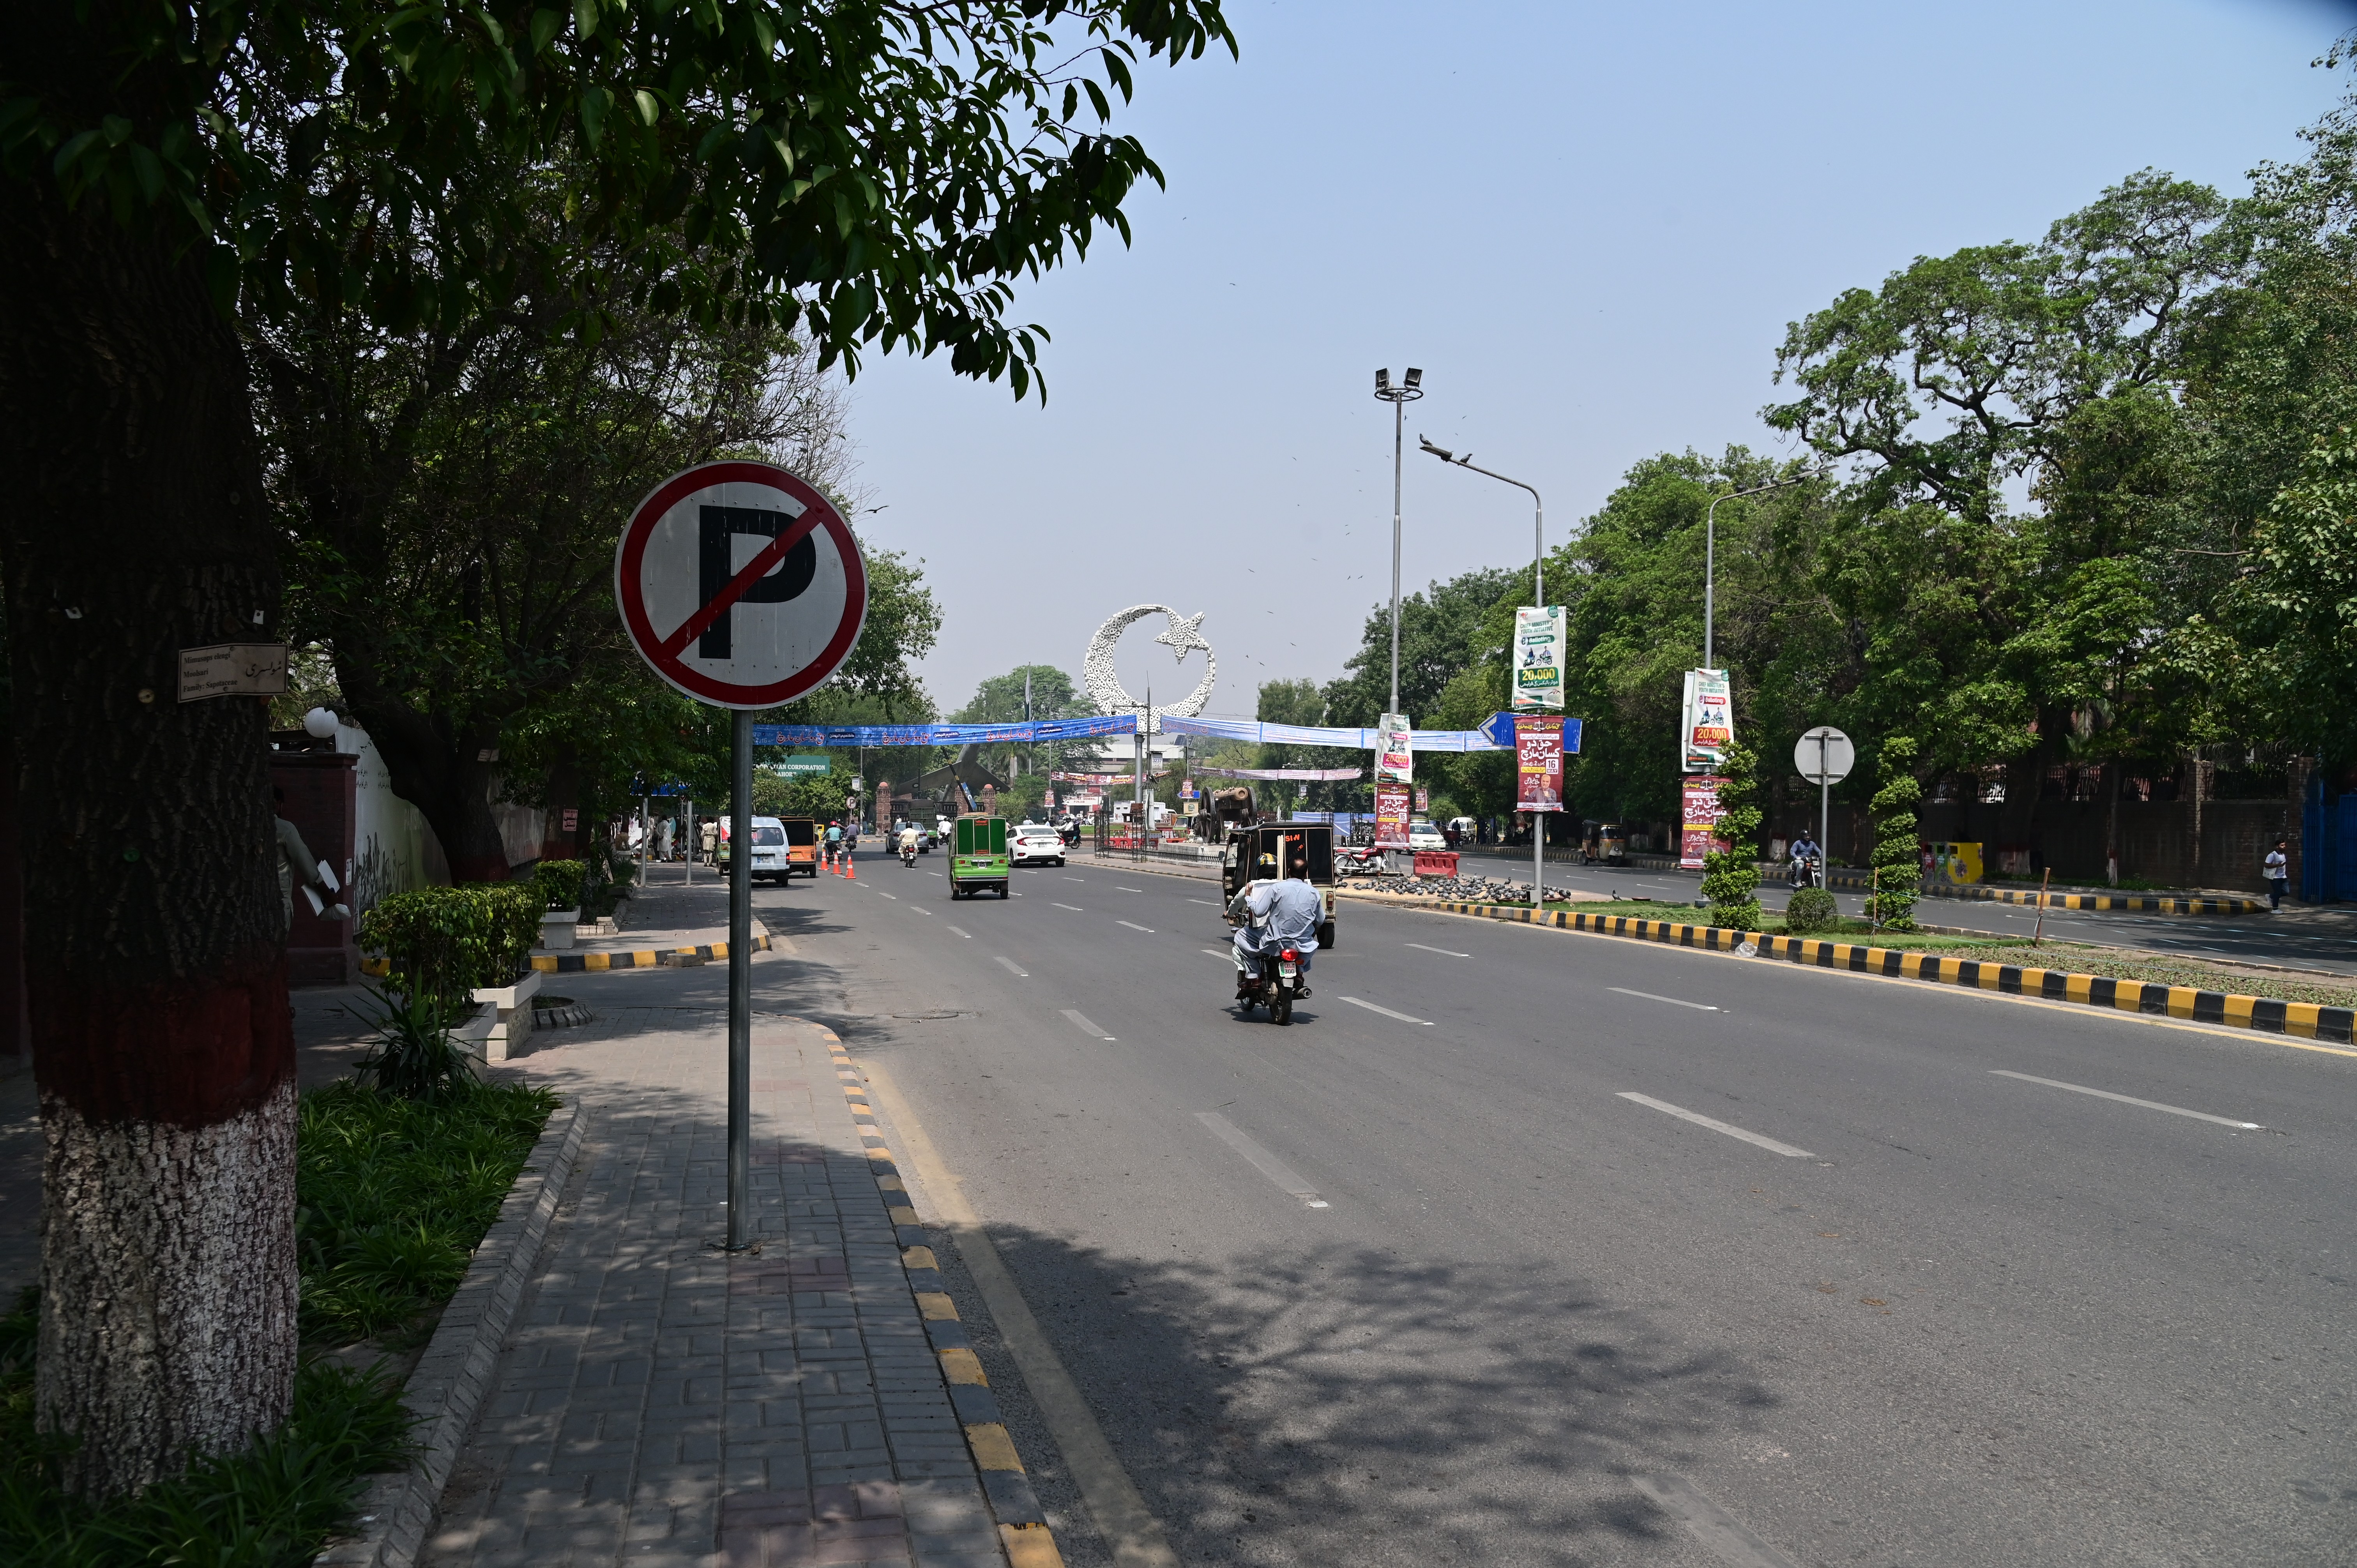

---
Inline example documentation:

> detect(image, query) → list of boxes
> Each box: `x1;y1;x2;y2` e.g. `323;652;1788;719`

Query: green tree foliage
1323;568;1519;814
6;0;1237;388
1867;738;1923;931
1700;743;1763;931
2211;429;2357;759
953;663;1088;783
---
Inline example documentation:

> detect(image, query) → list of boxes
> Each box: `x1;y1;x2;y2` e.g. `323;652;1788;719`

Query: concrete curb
816;1028;1067;1568
313;1097;591;1568
1407;897;2357;1048
359;930;773;979
1821;873;2265;916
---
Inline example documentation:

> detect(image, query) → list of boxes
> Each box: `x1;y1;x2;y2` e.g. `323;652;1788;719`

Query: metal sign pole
727;711;752;1251
1819;733;1831;885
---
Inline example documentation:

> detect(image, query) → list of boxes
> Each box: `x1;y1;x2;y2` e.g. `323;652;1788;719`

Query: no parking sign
615;461;868;709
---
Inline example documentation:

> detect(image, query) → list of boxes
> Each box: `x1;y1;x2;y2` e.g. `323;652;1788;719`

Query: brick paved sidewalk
421;1004;1012;1568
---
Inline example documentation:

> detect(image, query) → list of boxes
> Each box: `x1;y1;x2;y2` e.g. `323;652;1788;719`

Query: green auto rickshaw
950;812;1011;899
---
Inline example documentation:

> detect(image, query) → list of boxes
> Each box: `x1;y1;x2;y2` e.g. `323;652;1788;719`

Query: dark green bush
0;1286;413;1568
1784;886;1841;933
530;859;585;911
296;1079;557;1346
356;884;538;1007
350;986;477;1102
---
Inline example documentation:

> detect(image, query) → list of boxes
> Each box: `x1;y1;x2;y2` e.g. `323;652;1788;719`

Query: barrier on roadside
1396;897;2355;1046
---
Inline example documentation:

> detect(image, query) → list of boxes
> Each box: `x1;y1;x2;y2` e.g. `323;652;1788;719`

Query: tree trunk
0;153;296;1492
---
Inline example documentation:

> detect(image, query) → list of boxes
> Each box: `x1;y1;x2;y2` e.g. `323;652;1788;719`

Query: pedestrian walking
2265;838;2290;910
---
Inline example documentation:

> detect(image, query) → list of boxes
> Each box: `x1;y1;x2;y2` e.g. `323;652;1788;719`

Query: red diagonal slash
655;511;824;661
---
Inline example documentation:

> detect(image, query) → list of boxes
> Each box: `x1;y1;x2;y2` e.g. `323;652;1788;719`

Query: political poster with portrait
1679;774;1727;869
1516;717;1565;812
1681;668;1733;772
1511;606;1567;710
1374;783;1412;849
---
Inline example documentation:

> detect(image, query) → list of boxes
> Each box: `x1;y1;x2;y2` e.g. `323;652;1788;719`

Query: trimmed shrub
1701;741;1763;932
532;858;586;911
357;884;539;1007
1784;886;1840;933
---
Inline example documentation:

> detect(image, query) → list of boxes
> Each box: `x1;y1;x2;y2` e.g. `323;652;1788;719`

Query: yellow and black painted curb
529;933;772;972
358;932;774;979
1423;900;2357;1047
1824;875;2263;916
821;1032;1067;1568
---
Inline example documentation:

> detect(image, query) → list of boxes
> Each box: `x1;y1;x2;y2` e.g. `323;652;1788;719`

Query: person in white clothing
2264;839;2290;910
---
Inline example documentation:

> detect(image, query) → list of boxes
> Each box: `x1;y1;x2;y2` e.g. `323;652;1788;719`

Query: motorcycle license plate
1278;963;1297;978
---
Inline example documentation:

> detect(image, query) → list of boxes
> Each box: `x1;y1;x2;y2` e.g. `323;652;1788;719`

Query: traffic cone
845;856;857;880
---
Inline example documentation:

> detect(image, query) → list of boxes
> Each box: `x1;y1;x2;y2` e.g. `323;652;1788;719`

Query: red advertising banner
1515;717;1564;812
1374;783;1412;849
1679;774;1727;869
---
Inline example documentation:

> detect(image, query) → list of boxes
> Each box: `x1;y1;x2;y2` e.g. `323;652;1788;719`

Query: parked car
1407;821;1449;853
1011;823;1066;867
721;816;792;882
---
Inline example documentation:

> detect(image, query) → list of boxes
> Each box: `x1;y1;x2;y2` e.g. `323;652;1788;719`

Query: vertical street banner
1679;774;1727;869
1511;607;1567;711
1373;711;1413;849
1682;667;1733;772
1516;717;1565;812
1375;783;1412;849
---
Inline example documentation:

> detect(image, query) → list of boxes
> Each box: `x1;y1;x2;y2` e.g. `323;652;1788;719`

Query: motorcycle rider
1228;851;1323;999
1789;829;1823;888
898;820;922;865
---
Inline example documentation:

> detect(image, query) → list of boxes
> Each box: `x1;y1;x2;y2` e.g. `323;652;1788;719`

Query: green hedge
532;859;585;911
357;884;539;1006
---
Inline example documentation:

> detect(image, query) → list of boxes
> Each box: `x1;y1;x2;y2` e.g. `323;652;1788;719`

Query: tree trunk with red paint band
0;91;297;1495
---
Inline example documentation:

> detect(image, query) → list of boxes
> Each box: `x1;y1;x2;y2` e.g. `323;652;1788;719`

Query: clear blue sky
841;0;2355;723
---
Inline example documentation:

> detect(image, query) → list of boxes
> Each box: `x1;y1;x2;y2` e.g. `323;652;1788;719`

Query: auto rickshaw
1219;820;1338;949
949;811;1011;899
781;818;820;878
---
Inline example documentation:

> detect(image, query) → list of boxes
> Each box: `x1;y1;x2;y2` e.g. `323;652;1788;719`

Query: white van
718;815;791;882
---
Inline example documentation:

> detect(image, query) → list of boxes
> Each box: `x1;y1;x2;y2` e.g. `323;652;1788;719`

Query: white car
746;816;790;882
1407;821;1449;852
1011;823;1065;867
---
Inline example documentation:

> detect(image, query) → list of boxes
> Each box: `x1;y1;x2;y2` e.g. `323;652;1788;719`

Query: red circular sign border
615;462;869;709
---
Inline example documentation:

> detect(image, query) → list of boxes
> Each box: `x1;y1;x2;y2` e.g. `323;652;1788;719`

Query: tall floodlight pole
1419;436;1546;902
1373;369;1425;717
1704;475;1810;671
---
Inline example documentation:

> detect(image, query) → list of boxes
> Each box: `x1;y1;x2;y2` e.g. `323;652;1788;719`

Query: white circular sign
615;461;868;709
1793;726;1854;785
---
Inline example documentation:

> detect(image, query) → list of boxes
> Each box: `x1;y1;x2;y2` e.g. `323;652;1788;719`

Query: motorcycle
901;842;917;868
1235;945;1308;1026
1787;851;1822;890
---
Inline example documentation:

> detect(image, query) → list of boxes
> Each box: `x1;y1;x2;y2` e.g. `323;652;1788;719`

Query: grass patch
0;1288;415;1568
0;1077;558;1564
299;1079;559;1347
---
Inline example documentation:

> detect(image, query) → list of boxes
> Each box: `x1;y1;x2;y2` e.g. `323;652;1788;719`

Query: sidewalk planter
539;907;581;950
452;1001;496;1059
468;970;541;1064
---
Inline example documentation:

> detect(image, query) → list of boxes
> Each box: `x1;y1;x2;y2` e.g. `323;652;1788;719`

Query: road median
1355;891;2357;1049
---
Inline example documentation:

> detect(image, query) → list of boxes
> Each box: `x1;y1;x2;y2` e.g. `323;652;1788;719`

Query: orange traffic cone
845;855;856;880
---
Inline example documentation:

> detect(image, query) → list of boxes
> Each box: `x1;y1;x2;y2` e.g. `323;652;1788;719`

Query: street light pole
1420;436;1548;904
1703;475;1810;671
1373;368;1424;718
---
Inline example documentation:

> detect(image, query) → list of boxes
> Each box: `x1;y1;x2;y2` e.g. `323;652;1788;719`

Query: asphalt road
590;853;2357;1566
1447;847;2357;978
